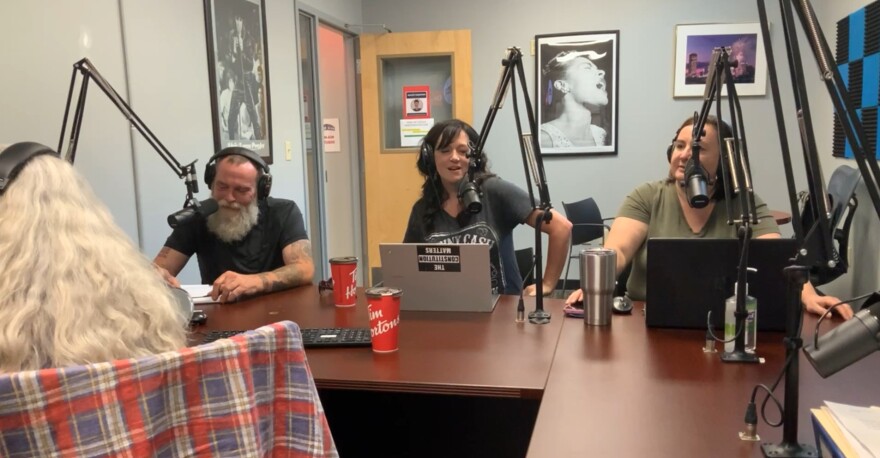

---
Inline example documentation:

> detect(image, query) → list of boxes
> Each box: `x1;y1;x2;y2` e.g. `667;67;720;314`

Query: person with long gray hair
0;143;188;373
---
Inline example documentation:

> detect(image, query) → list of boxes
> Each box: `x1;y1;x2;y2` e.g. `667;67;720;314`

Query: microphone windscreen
804;302;880;378
684;158;710;208
200;198;219;216
166;198;219;228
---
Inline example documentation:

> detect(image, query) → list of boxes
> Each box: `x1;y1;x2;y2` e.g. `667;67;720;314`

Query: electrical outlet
285;141;292;161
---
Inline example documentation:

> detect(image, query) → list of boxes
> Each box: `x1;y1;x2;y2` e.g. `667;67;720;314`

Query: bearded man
153;147;314;302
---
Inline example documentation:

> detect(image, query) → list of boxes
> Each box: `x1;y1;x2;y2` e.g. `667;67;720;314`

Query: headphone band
204;147;272;199
0;142;60;195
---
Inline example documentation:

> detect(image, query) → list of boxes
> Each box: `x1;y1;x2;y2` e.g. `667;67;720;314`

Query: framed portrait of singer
204;0;273;163
535;30;619;156
673;23;767;98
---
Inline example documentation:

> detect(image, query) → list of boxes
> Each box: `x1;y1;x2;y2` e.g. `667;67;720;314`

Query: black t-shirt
403;177;534;295
164;197;308;284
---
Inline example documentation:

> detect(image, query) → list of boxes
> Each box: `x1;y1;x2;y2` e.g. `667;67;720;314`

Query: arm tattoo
157;247;172;260
259;273;270;292
267;240;314;292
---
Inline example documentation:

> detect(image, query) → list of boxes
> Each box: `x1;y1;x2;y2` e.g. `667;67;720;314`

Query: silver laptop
379;243;500;312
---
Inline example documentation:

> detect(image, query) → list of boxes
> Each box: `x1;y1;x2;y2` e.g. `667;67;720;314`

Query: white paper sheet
181;284;217;304
825;401;880;457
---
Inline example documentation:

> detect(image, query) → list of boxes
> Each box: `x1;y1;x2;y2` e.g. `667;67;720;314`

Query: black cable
745;349;794;428
706;310;744;344
812;290;878;348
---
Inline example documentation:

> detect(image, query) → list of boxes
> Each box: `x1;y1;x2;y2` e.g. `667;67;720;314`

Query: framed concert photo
535;30;619;156
204;0;273;163
673;23;767;98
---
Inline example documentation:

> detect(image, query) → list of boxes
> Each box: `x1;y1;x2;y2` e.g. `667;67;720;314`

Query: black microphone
683;157;710;208
458;176;482;214
804;301;880;378
458;142;482;214
167;198;219;228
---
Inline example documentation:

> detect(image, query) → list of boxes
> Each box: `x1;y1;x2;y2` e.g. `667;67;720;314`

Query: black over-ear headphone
666;126;685;162
417;141;435;176
665;120;733;163
417;122;482;177
204;146;272;200
0;142;60;196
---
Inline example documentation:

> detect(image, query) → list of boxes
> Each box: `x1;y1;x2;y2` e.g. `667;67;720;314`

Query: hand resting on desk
565;286;853;319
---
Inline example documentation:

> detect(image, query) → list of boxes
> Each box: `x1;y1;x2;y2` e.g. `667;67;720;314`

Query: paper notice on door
322;118;340;152
400;118;434;147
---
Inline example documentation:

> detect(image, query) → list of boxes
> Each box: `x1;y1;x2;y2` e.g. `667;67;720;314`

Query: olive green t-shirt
617;180;780;301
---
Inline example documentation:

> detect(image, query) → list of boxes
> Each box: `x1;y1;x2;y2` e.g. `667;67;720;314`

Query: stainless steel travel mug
580;248;616;326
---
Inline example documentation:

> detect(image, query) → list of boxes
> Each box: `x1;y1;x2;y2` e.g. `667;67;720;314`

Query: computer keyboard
201;327;373;348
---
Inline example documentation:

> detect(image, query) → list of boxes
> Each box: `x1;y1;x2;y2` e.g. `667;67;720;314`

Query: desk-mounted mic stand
691;47;761;363
754;0;880;455
58;57;201;210
474;47;554;325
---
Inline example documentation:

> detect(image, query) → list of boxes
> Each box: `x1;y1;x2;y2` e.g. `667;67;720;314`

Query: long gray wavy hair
0;153;187;373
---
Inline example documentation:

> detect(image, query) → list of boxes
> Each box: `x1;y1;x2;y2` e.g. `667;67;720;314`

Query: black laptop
645;238;799;331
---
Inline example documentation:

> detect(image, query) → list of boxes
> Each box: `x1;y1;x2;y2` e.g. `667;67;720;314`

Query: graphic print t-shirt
403;177;534;295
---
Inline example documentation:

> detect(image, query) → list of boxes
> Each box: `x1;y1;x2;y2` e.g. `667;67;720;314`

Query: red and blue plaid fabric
0;321;337;457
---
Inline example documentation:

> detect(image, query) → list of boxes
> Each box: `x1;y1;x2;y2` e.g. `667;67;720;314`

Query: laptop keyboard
201;327;373;348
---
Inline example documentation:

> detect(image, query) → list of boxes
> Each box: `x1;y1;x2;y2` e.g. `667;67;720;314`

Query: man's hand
211;271;263;303
153;263;180;288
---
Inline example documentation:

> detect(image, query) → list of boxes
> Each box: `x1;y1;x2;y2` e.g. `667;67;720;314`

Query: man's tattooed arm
261;239;315;293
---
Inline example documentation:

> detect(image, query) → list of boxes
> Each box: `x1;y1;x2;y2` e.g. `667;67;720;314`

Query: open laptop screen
379;243;500;312
645;238;798;331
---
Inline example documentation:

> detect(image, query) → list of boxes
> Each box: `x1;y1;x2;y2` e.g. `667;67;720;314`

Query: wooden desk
771;209;793;225
195;286;565;398
526;309;880;457
194;286;567;457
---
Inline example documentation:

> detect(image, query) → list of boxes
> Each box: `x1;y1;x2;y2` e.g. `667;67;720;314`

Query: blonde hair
0;154;187;373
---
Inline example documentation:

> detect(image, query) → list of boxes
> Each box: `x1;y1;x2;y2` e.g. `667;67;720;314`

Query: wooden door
359;30;472;281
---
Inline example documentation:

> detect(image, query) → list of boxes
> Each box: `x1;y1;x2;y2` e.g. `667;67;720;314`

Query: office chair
560;197;615;294
0;321;338;457
515;247;535;287
800;164;861;286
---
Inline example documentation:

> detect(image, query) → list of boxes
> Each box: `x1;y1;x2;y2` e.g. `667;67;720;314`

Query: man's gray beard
206;200;260;243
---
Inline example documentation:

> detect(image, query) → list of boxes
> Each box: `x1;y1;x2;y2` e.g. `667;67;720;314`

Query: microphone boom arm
752;0;880;455
58;58;201;207
475;47;553;324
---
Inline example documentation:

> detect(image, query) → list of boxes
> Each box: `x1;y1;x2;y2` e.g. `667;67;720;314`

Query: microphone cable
741;290;876;434
811;290;878;349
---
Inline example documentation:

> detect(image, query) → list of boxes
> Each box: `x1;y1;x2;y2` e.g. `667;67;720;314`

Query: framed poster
673;23;767;98
535;30;619;156
204;0;272;163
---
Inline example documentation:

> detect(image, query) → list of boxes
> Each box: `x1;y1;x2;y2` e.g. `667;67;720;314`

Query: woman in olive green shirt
566;115;853;319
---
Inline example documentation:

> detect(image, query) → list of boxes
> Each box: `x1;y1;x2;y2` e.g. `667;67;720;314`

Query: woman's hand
524;282;555;297
802;291;854;320
565;289;583;305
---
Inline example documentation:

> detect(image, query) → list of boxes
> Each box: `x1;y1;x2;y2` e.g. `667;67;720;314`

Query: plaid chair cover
0;321;337;457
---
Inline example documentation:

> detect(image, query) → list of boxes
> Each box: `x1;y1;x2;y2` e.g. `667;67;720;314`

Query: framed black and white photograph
535;30;619;156
204;0;272;162
673;23;767;98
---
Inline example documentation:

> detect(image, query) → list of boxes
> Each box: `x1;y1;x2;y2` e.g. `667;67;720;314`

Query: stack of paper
811;401;880;457
181;284;218;304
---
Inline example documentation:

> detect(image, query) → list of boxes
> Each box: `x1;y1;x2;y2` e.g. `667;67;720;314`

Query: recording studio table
526;303;880;457
192;286;565;457
193;286;564;398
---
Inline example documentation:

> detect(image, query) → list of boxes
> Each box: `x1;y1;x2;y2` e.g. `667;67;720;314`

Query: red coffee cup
365;287;402;353
329;257;358;307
